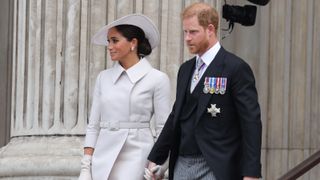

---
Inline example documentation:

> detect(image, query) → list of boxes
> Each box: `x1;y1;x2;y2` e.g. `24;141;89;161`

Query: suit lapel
174;57;196;124
196;47;226;124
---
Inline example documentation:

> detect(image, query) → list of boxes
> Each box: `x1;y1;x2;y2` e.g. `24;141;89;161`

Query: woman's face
107;27;134;61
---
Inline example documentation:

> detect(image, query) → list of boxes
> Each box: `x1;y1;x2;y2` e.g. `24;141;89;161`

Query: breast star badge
207;104;220;117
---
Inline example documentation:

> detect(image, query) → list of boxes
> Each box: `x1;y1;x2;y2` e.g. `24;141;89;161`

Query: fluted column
0;0;88;179
9;0;88;137
0;0;220;179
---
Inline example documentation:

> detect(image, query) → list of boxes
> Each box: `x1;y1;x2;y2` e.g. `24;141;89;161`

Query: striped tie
190;58;205;92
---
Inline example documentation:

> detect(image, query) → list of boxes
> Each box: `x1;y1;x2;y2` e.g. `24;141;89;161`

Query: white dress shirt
194;42;221;80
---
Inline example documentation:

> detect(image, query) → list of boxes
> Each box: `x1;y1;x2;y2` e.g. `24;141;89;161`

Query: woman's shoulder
94;68;116;84
148;68;169;80
98;66;117;76
146;68;170;91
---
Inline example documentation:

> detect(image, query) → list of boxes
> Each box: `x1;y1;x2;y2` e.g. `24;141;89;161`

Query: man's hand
144;161;168;180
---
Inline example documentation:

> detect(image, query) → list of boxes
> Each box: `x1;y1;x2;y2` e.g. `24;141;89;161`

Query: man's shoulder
181;56;196;66
220;47;239;60
221;47;249;66
220;48;256;77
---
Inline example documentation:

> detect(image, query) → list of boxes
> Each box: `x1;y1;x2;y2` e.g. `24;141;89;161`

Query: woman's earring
131;46;135;51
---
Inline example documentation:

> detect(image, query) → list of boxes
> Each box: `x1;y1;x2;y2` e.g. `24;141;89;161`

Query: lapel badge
207;104;220;117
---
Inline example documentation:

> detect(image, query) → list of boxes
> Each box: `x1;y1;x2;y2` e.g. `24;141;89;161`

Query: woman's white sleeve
84;73;102;148
153;73;171;137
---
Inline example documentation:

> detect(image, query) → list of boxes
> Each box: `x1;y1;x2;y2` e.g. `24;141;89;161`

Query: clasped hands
144;161;168;180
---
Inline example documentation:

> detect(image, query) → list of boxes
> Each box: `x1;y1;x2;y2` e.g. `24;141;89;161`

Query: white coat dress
84;58;171;180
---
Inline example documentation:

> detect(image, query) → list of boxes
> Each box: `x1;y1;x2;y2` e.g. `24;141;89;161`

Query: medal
209;77;215;94
215;77;220;94
220;78;227;94
207;104;221;117
203;86;209;94
203;76;227;95
203;77;209;94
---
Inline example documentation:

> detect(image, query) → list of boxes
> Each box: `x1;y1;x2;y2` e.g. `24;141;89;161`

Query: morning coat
148;47;262;180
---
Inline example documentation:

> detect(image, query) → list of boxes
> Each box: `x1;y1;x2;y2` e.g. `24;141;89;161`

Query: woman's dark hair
114;25;152;57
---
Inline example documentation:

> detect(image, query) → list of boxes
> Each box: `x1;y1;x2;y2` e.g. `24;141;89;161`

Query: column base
0;136;84;179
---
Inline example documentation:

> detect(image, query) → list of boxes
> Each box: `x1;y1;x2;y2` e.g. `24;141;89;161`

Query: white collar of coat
112;57;152;84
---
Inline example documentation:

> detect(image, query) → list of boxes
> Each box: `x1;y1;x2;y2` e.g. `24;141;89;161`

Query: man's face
183;16;210;56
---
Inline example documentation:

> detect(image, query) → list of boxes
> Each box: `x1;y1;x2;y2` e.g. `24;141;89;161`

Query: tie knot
196;58;204;70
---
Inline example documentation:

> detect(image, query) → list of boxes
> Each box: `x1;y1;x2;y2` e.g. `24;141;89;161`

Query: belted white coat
84;58;171;180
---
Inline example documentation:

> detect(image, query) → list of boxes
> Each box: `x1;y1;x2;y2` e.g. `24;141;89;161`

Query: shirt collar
196;41;221;66
111;57;152;84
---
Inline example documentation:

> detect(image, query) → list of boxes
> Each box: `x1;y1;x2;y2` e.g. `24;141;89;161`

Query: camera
222;4;257;26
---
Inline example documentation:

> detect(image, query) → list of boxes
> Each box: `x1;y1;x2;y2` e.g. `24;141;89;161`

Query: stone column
0;0;12;148
0;0;87;179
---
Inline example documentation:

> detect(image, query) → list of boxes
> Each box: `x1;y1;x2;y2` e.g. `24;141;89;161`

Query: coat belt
99;121;150;131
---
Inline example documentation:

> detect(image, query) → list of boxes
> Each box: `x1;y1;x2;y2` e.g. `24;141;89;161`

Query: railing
278;150;320;180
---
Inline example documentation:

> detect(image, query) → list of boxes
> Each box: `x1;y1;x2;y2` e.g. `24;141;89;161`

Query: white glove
144;160;169;180
78;154;92;180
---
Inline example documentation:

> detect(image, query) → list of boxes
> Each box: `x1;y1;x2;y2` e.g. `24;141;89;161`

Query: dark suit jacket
148;47;262;180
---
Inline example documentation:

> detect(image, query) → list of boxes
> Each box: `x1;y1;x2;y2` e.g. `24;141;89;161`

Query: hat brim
91;14;160;49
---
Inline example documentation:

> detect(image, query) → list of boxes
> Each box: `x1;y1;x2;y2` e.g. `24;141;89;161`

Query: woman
78;14;171;180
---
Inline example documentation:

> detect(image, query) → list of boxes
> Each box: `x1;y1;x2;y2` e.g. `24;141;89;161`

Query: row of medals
203;77;227;94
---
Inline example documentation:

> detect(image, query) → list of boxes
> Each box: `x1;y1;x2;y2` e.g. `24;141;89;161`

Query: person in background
78;14;171;180
145;2;262;180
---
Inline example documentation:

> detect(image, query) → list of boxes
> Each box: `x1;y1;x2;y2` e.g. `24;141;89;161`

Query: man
146;2;262;180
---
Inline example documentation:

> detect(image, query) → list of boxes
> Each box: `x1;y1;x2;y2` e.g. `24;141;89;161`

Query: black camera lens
222;4;257;26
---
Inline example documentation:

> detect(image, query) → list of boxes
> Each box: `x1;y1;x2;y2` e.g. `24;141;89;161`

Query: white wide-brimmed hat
91;14;160;49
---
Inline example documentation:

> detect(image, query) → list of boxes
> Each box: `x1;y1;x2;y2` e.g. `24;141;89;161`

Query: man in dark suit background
146;2;262;180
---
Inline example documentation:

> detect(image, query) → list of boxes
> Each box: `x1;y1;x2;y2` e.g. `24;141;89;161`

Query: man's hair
181;2;219;33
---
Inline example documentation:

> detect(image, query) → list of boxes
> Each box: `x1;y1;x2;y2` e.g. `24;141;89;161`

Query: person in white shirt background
78;14;171;180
